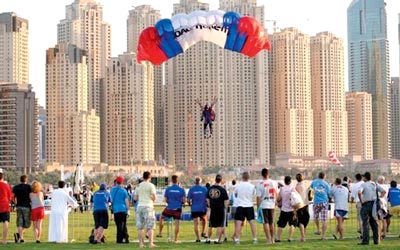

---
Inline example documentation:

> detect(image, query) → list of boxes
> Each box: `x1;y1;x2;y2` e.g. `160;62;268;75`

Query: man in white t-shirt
351;173;364;235
134;171;157;248
256;168;277;244
233;172;257;244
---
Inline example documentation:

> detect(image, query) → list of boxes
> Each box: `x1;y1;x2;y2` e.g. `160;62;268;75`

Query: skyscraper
57;0;111;115
311;32;348;158
391;77;400;159
347;0;391;159
46;43;100;166
127;5;160;53
0;12;38;173
38;106;46;167
0;83;38;173
103;53;154;165
346;92;373;160
0;12;29;85
270;28;314;161
126;5;163;162
164;0;269;168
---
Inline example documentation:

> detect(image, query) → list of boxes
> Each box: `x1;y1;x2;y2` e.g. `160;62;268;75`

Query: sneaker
156;234;162;238
332;234;337;240
14;233;18;243
205;240;211;244
201;233;207;238
253;239;258;244
233;239;240;245
314;231;321;235
214;241;222;244
195;239;201;243
19;239;24;243
36;240;41;243
224;237;227;242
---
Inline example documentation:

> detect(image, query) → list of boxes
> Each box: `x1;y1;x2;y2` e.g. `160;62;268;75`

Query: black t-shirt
12;183;32;208
207;185;228;210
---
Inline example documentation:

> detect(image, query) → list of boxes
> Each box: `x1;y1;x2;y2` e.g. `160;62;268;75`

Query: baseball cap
100;183;107;190
115;176;124;184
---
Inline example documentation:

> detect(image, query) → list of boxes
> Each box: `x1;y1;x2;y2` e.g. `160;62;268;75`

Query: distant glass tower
347;0;391;159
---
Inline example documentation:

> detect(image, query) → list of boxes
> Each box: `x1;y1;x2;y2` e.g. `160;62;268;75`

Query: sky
1;0;400;107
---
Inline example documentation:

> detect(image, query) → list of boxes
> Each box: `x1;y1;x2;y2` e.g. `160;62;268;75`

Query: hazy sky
1;0;400;107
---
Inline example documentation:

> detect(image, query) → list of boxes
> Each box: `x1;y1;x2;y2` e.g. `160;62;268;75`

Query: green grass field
0;204;399;249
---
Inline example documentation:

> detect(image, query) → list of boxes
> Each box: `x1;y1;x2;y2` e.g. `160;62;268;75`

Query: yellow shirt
136;181;156;208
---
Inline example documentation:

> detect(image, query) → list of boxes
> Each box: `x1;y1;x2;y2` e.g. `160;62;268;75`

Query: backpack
290;191;304;209
372;183;388;220
210;110;215;121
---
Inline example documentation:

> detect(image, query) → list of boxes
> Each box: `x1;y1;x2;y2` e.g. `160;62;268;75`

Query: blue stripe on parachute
155;19;183;59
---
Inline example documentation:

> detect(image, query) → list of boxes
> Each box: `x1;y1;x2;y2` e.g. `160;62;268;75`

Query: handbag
372;183;388;220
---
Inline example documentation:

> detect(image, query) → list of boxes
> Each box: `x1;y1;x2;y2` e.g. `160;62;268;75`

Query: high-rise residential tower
0;83;38;173
347;0;391;159
0;12;38;173
57;0;111;115
391;77;400;159
164;0;269;168
270;28;314;162
38;106;46;167
311;32;348;158
126;5;163;162
0;12;29;85
46;43;100;166
346;92;373;160
103;53;154;165
127;5;160;53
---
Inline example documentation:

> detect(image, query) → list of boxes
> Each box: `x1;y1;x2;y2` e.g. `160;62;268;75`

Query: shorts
93;210;109;229
16;207;31;228
295;205;310;228
356;202;362;220
313;203;329;222
136;206;156;230
0;212;10;222
335;209;348;218
389;205;400;216
162;208;182;220
209;208;226;228
31;207;45;221
234;206;255;221
261;209;274;225
230;207;237;218
277;211;295;228
191;211;206;219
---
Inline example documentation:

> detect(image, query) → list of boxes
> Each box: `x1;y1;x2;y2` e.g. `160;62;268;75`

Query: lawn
1;204;399;249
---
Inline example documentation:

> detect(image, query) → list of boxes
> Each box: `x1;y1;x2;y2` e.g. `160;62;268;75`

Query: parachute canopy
137;10;271;65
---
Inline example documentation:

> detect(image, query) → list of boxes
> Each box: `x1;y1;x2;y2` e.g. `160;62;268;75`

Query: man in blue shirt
187;177;208;242
110;176;130;244
157;175;186;243
92;183;110;244
388;180;400;216
310;172;331;240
